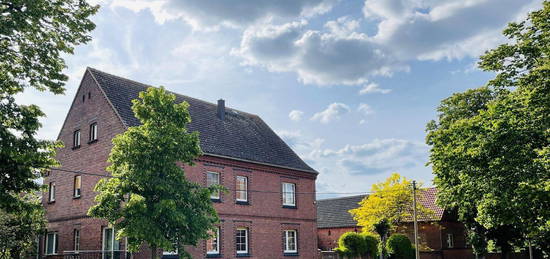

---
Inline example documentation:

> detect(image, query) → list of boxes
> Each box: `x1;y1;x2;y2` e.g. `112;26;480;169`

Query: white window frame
284;230;298;253
48;182;55;202
74;229;80;252
207;172;220;200
206;227;220;255
74;175;81;198
45;232;57;255
102;227;119;259
236;228;248;254
447;233;454;248
73;130;81;147
90;123;98;142
236;176;248;202
282;182;296;206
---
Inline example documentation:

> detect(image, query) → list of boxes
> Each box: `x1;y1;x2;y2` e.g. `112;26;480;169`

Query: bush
362;233;379;258
335;232;368;258
386;234;415;259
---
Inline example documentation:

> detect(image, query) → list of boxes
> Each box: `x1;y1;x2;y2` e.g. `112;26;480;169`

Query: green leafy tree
386;234;414;259
0;0;98;209
335;232;368;258
426;2;550;257
88;87;220;259
373;219;390;259
362;233;380;259
0;194;46;258
349;173;433;232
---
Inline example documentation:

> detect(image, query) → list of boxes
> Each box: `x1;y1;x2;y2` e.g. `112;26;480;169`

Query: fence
41;251;132;259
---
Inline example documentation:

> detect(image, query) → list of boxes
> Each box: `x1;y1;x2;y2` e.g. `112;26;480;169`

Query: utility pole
412;181;420;259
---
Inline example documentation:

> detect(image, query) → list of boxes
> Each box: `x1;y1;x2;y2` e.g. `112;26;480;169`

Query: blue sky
17;0;541;198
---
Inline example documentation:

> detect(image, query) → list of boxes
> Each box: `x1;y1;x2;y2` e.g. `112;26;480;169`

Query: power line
48;167;374;195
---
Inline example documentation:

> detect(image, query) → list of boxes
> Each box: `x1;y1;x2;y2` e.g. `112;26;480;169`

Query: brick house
41;68;318;258
316;188;475;259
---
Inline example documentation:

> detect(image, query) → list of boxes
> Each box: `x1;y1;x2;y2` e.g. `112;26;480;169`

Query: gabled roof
87;67;316;174
317;195;367;228
316;187;445;228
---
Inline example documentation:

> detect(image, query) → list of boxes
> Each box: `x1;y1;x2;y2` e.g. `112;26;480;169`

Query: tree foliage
426;1;550;255
335;232;379;258
386;234;414;259
0;0;98;209
349;173;433;232
88;87;220;259
0;194;46;258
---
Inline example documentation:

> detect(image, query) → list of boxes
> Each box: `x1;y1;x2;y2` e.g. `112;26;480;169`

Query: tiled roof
316;187;445;228
412;187;444;222
87;68;316;173
317;195;368;228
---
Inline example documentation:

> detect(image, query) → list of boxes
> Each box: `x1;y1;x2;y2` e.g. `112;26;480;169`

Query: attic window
82;95;85;103
88;92;91;99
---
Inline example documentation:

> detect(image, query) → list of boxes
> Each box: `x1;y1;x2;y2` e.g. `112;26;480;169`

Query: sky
17;0;541;199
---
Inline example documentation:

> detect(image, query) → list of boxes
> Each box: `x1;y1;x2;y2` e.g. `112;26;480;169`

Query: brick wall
43;70;318;259
317;226;362;251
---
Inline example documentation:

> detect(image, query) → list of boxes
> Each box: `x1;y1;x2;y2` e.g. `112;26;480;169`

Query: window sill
284;252;299;256
47;200;55;204
236;253;250;257
206;253;222;258
236;200;249;205
73;195;81;199
71;145;81;150
88;139;98;144
282;205;297;209
211;198;221;203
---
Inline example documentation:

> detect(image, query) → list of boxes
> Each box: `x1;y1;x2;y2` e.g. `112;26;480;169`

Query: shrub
335;232;368;258
362;233;379;258
386;234;415;259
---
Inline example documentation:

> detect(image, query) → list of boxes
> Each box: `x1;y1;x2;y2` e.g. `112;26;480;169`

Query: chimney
217;99;225;120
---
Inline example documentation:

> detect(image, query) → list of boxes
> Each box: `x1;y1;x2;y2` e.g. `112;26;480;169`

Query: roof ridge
317;194;368;201
87;67;258;117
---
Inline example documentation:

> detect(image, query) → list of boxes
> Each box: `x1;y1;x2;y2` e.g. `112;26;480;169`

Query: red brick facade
41;70;318;258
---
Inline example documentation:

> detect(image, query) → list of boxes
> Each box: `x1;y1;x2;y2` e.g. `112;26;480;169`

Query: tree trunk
500;244;510;259
151;244;157;259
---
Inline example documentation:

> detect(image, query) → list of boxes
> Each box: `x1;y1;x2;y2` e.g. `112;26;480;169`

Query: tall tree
426;2;550;256
349;173;433;232
0;0;98;209
88;87;220;259
0;194;45;258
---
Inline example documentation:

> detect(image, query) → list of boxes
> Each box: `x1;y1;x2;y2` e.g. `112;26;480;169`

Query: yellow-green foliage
349;173;433;232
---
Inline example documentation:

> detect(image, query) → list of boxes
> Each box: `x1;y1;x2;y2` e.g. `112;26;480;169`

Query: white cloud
359;119;366;125
369;0;539;60
233;0;538;85
110;0;336;29
308;139;428;175
311;103;350;124
359;82;391;95
235;19;405;86
289;110;305;121
357;103;374;115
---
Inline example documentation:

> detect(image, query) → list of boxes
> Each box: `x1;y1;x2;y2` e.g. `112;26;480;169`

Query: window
236;228;248;254
74;229;80;251
45;232;58;255
236;176;248;202
89;123;98;142
73;130;81;148
102;227;120;259
74;175;81;198
447;233;454;248
284;230;297;253
48;182;55;202
82;95;85;102
282;183;296;207
207;172;220;200
206;227;220;255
